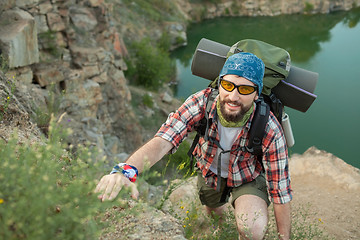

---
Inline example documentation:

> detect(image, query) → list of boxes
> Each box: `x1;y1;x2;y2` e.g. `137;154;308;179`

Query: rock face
0;0;145;166
0;73;42;144
100;203;186;240
174;0;360;20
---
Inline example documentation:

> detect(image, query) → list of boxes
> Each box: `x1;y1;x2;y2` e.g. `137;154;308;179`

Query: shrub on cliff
126;37;175;90
0;121;113;240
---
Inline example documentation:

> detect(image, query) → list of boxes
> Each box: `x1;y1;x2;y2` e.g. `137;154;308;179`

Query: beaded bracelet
110;163;138;182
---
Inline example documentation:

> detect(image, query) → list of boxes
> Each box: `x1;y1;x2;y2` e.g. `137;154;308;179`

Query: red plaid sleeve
155;88;212;152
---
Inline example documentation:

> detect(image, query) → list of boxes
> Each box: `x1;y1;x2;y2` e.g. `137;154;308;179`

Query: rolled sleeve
155;89;210;153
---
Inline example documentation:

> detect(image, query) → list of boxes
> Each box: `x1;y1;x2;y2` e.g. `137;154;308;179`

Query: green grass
30;85;64;136
167;200;334;239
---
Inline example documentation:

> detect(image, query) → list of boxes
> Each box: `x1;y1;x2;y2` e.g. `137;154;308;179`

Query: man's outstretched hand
94;173;139;201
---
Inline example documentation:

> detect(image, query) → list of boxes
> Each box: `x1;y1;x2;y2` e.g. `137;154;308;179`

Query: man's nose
228;89;241;101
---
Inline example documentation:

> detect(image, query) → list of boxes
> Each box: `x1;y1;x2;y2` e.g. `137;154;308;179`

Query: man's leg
234;194;268;240
231;174;270;240
197;173;230;221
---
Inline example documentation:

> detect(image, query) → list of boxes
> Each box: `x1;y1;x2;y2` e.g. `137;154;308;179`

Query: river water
171;8;360;169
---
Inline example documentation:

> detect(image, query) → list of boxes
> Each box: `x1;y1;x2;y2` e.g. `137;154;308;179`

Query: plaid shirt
156;88;292;204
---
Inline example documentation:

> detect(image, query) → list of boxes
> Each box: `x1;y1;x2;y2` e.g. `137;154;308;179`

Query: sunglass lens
221;80;235;92
238;85;256;95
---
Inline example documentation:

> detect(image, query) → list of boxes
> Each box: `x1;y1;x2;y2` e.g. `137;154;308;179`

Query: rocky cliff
1;0;147;167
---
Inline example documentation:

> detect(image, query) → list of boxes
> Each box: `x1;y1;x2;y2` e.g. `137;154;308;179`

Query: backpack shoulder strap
246;97;270;170
263;92;283;123
187;89;218;165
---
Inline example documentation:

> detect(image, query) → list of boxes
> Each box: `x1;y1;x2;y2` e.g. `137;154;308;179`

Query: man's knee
234;195;269;240
236;216;268;240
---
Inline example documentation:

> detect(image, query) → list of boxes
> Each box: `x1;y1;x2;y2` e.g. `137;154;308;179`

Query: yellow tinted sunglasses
220;78;258;95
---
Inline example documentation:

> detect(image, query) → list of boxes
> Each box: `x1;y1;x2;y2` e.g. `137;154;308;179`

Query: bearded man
95;52;292;240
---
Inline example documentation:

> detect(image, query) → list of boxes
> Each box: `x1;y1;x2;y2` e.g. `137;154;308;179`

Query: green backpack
231;39;291;94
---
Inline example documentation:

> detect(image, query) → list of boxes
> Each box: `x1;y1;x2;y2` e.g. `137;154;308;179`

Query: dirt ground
291;174;360;239
290;149;360;240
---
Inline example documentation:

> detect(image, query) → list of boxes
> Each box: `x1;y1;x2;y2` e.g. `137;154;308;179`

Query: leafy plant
120;0;179;22
165;140;195;178
266;204;334;240
142;93;154;108
126;37;175;90
304;2;314;13
38;31;62;59
157;32;172;51
189;0;222;3
31;85;64;136
0;120;113;240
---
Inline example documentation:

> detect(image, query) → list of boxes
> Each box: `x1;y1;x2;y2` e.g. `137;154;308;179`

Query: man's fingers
102;174;120;201
95;175;111;200
121;176;139;200
129;182;139;200
94;175;109;193
94;173;139;201
108;182;123;201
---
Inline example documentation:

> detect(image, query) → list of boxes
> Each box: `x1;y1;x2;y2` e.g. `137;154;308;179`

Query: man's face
218;74;258;122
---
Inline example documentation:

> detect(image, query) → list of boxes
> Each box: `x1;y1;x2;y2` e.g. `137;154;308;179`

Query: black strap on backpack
263;92;283;123
245;96;270;170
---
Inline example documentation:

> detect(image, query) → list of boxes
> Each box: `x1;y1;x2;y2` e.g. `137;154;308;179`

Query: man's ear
254;94;259;101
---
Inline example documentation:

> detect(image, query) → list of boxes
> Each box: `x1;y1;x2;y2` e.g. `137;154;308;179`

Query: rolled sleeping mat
191;38;229;81
272;67;318;112
191;38;318;113
191;38;228;81
282;65;318;94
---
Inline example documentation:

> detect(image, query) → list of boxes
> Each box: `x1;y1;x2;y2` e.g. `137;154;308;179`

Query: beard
219;98;252;122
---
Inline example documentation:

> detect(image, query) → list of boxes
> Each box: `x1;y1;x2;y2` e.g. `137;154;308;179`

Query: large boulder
0;8;39;68
290;146;360;190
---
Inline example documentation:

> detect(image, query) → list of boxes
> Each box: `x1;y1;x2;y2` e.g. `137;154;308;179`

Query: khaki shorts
197;172;271;209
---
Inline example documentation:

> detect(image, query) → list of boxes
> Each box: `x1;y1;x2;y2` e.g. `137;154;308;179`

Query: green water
171;8;360;169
